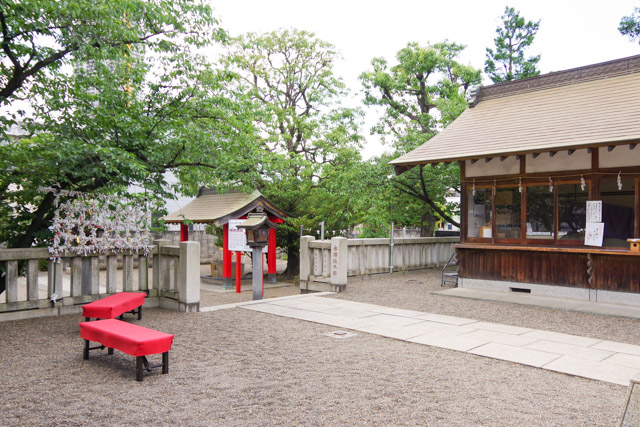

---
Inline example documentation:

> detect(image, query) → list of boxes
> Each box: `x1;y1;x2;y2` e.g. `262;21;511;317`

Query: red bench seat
82;292;145;321
80;319;174;381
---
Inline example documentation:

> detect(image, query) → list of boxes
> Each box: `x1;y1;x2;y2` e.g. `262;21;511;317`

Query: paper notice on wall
584;222;604;247
586;201;602;223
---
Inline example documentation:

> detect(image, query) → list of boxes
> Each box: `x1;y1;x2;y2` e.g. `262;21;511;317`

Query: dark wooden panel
459;249;589;287
592;255;640;292
460;248;640;292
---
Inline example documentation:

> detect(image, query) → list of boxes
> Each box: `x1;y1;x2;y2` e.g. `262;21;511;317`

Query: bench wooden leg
136;356;144;382
108;347;114;355
138;305;142;320
84;339;90;360
162;352;169;374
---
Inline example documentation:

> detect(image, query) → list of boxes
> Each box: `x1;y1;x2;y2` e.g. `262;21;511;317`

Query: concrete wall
300;236;459;293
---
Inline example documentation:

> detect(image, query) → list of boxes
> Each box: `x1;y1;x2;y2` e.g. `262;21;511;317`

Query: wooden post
267;227;277;283
180;224;189;242
235;251;242;293
222;223;232;287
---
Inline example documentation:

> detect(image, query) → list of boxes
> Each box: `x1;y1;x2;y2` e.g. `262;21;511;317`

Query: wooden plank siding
459;248;591;288
458;247;640;292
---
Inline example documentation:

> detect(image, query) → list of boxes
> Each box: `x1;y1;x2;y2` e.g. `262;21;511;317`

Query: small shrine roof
163;189;287;225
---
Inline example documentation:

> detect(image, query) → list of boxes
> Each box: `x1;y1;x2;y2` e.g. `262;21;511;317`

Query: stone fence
154;231;221;263
0;239;200;322
299;236;459;293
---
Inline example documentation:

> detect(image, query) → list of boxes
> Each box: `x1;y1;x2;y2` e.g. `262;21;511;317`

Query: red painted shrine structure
164;189;287;287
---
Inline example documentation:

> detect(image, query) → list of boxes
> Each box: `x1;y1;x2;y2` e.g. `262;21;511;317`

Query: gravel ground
0;269;635;426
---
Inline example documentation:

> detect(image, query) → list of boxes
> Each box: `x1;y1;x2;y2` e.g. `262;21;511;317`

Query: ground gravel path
0;269;634;426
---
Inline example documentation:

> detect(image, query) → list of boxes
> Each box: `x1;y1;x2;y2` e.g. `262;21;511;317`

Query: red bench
80;319;174;381
82;292;146;321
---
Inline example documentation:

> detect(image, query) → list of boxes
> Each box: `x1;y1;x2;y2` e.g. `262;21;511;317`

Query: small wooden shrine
164;189;287;285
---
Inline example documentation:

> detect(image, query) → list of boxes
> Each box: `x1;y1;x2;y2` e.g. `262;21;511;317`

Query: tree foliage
0;1;262;248
484;6;541;84
0;0;219;104
221;29;363;274
360;41;480;231
619;6;640;45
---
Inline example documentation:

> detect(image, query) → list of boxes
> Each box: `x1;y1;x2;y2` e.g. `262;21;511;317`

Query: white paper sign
586;201;602;223
584;222;604;247
228;219;267;253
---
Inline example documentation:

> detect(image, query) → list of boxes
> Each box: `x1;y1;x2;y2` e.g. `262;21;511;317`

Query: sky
211;0;640;159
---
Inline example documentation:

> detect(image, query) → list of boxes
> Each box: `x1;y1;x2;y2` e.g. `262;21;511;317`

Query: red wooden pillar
222;223;232;287
180;224;188;242
235;251;242;293
267;227;277;283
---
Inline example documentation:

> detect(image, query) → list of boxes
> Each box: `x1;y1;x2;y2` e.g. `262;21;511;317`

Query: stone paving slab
239;294;640;386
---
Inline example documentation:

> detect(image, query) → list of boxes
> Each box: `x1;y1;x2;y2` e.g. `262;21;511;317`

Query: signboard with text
228;219;267;253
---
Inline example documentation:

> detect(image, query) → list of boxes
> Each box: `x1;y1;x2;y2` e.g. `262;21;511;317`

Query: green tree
221;29;363;275
0;2;263;249
360;41;480;232
484;6;541;84
0;0;219;104
619;6;640;45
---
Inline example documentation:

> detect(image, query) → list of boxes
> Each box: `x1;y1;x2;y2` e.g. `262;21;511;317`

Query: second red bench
82;292;146;321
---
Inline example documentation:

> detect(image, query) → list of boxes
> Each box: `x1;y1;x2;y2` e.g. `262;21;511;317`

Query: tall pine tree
484;6;541;84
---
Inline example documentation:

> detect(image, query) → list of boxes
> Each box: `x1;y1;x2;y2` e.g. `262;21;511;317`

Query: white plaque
584;222;604;247
586;201;602;223
228;219;268;253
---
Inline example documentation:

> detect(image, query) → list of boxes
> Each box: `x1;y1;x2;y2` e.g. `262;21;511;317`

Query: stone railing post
299;235;314;286
330;237;348;291
177;241;200;312
153;239;170;295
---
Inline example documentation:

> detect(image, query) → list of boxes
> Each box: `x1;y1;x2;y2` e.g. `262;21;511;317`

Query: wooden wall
459;248;640;292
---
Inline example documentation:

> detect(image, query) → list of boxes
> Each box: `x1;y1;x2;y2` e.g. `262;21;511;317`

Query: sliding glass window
495;187;521;240
526;185;555;240
558;183;589;243
467;188;493;239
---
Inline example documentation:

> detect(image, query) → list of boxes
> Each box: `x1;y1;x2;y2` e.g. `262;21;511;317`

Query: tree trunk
284;246;300;278
420;209;437;237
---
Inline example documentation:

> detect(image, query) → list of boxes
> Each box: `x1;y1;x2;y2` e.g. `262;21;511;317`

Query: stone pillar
153;239;170;295
299;235;314;286
251;246;263;301
330;237;348;291
177;241;200;312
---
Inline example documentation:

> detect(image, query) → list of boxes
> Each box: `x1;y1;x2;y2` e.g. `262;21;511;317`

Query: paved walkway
221;292;640;386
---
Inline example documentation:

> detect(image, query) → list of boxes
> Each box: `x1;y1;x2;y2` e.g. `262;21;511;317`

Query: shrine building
164;189;287;285
391;55;640;304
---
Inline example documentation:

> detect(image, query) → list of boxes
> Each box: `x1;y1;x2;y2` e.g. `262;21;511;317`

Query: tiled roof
163;190;286;225
390;55;640;168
